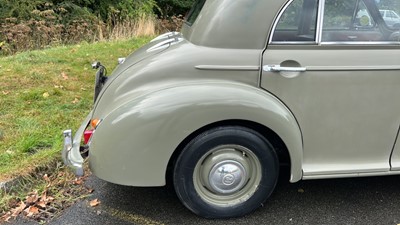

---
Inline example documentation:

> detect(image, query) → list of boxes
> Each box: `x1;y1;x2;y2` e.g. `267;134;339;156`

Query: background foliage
0;0;195;55
157;0;195;16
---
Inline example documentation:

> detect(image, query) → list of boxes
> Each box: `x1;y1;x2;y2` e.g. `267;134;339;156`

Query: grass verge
0;36;152;222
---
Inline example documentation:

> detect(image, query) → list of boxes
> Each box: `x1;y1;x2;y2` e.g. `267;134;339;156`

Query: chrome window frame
269;0;400;46
269;0;320;45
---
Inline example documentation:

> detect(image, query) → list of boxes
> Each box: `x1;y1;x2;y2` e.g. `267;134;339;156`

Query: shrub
0;0;160;55
156;0;195;16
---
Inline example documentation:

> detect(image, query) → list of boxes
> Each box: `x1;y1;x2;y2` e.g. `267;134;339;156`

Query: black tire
173;126;279;218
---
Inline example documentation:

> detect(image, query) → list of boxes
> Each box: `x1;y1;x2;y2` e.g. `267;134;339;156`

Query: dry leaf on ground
61;72;69;80
26;193;39;204
89;199;100;207
73;178;84;185
1;212;12;222
11;201;26;217
24;206;39;217
37;201;47;208
43;174;51;183
72;98;79;104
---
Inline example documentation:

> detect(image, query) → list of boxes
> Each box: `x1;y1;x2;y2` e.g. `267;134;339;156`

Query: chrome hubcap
193;145;262;206
208;160;247;194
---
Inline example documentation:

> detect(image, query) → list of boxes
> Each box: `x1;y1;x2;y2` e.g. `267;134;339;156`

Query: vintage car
62;0;400;219
380;9;400;28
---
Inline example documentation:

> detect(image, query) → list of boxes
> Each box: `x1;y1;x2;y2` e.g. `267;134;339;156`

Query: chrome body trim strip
195;65;260;71
306;65;400;71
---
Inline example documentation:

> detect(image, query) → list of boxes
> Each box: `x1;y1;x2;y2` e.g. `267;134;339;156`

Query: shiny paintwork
263;46;400;177
68;0;400;186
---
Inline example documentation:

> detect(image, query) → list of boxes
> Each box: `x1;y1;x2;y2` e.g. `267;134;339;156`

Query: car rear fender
89;82;303;186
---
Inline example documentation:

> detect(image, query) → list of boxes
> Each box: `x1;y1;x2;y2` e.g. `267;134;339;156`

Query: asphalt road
12;169;400;225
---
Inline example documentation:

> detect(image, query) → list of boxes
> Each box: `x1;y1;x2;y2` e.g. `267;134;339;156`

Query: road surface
12;169;400;225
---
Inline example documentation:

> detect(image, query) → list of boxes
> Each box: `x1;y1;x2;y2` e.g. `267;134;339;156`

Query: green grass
0;37;152;180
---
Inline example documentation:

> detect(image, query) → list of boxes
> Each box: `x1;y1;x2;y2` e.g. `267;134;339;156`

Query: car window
321;0;382;42
271;0;400;44
322;0;400;42
324;0;375;29
271;0;319;43
185;0;207;25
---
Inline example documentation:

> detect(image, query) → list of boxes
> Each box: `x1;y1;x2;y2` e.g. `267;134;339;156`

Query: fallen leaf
72;98;79;104
2;91;9;95
73;178;83;185
40;192;54;203
30;207;39;214
24;206;39;217
87;188;94;193
11;201;26;217
26;194;39;204
61;72;69;80
89;199;100;207
6;150;14;154
40;192;47;202
297;188;305;193
37;201;46;208
43;92;50;98
1;212;12;222
43;174;50;183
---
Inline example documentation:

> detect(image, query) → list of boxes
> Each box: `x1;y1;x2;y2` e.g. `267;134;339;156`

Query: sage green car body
66;0;400;187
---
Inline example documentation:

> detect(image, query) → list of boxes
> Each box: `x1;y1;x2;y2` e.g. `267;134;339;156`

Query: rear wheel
173;126;279;218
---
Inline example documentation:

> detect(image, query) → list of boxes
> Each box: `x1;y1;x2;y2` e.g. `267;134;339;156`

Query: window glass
272;0;319;42
185;0;206;25
322;0;400;42
378;7;400;29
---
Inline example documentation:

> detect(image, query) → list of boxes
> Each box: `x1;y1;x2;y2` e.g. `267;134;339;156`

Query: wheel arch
167;119;294;186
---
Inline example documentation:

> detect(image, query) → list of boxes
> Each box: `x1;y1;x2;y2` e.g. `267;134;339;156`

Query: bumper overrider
62;111;93;176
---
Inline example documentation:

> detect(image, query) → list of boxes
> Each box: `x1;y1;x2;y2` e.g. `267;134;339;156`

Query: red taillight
84;130;94;145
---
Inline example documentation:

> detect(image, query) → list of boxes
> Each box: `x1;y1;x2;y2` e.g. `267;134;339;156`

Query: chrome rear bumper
62;112;92;176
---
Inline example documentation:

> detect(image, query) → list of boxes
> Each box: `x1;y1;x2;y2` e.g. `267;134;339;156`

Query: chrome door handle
263;65;306;72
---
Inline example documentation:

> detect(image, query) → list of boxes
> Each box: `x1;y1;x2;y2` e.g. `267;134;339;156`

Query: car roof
182;0;287;49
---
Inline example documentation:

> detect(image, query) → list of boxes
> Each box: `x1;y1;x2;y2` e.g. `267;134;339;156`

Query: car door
262;0;400;177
